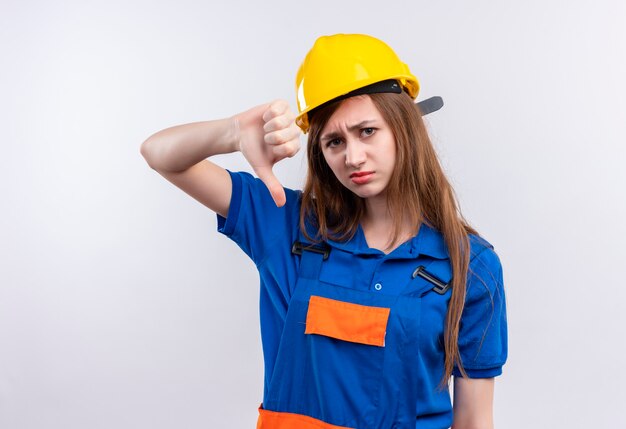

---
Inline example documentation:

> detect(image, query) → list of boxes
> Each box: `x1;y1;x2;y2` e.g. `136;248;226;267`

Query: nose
345;140;366;168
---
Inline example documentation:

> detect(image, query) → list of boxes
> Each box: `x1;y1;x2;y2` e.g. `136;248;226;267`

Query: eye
324;138;343;148
361;127;376;137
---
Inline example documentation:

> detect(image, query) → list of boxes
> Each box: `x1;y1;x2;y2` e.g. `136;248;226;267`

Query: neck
363;194;391;227
361;195;413;254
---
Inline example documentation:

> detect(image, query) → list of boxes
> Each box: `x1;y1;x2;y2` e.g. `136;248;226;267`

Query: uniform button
374;283;382;291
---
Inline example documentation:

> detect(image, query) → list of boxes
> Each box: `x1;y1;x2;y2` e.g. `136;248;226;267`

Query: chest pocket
292;241;363;289
305;295;391;347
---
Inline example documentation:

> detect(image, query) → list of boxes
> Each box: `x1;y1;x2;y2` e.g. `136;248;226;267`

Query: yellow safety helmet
295;33;420;133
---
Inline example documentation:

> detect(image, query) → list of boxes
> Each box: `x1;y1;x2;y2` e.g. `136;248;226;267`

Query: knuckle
286;147;297;158
272;116;286;130
265;129;284;145
269;106;280;117
281;116;291;128
273;99;287;110
273;145;285;158
268;102;285;118
285;142;299;158
288;127;301;141
264;117;281;133
274;129;287;143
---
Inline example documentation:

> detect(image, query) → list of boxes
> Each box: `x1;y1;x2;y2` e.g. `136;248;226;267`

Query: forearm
140;117;238;172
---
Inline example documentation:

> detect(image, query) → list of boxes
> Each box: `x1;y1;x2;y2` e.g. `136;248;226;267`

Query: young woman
141;34;507;429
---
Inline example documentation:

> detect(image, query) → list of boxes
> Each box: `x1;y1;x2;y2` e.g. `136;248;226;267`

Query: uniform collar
325;222;449;260
410;222;449;259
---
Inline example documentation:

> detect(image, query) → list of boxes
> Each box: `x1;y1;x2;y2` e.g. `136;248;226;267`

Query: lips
350;171;374;184
350;171;374;178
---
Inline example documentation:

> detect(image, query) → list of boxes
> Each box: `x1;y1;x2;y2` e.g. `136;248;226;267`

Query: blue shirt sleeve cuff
453;366;503;378
217;170;242;237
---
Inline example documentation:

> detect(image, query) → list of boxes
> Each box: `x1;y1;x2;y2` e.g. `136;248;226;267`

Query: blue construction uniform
217;171;507;429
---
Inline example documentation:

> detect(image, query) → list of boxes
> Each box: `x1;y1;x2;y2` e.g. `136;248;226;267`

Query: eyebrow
320;120;378;142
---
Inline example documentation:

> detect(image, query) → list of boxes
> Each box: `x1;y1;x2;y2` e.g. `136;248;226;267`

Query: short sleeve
453;246;508;378
216;170;301;266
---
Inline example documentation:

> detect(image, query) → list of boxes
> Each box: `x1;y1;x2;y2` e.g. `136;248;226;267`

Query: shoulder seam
469;245;490;263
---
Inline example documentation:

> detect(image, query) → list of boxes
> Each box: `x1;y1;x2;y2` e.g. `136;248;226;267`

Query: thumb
255;166;286;207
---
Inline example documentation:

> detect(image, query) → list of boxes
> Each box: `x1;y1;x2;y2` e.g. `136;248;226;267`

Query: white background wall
1;0;625;428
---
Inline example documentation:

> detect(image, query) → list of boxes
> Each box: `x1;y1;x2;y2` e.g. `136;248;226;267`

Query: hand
232;100;302;207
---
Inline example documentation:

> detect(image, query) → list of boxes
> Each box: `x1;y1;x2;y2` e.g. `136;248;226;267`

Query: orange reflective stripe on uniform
305;295;390;347
257;406;354;429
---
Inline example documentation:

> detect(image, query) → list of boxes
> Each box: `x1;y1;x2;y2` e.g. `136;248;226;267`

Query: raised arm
140;100;301;217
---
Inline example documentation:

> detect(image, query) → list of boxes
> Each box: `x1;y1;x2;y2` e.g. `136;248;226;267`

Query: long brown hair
299;91;478;384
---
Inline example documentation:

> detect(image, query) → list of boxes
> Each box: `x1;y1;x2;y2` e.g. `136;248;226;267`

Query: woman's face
319;95;397;201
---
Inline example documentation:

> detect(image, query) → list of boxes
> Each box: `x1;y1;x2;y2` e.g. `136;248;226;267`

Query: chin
337;178;387;200
348;186;385;200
